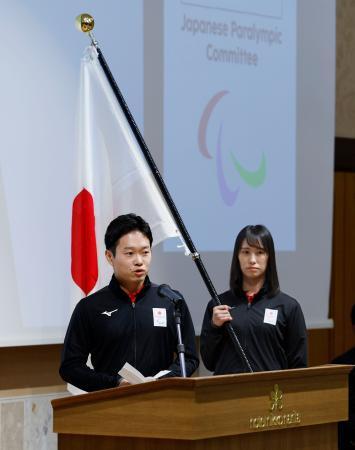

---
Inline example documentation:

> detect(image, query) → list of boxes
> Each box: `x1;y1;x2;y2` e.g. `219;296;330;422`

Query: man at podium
59;214;199;391
200;224;307;374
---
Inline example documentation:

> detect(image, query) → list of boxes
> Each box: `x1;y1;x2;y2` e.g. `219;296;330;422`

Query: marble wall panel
0;389;69;450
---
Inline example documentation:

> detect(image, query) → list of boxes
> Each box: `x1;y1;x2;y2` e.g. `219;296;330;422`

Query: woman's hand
212;305;232;327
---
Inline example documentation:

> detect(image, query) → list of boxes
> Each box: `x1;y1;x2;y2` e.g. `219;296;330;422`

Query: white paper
118;362;171;385
154;370;171;378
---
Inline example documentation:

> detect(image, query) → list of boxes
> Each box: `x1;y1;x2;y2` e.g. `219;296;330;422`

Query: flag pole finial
75;14;94;33
75;14;98;47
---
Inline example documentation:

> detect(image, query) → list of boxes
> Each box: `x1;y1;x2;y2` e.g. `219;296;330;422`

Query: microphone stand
172;299;187;378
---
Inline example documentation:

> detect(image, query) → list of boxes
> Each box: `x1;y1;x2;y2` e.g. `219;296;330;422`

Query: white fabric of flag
81;45;181;241
73;46;185;297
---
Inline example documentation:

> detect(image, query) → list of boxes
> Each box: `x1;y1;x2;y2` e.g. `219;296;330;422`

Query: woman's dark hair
104;213;153;255
229;224;279;298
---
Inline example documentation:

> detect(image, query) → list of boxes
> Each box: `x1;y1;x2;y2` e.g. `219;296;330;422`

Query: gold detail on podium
249;384;301;430
270;384;283;412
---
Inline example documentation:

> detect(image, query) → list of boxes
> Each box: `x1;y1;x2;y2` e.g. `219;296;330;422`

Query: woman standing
200;225;307;374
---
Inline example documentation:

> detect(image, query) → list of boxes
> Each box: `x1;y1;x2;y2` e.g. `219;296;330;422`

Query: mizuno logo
101;309;118;317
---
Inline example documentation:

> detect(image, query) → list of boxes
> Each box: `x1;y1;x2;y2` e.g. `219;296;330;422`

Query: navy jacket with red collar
60;275;199;391
201;288;307;374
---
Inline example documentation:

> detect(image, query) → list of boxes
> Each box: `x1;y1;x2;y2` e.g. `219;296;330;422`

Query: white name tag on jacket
153;308;167;327
264;308;278;325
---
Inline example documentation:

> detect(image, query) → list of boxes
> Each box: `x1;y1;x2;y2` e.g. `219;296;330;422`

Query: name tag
153;308;167;327
264;308;278;326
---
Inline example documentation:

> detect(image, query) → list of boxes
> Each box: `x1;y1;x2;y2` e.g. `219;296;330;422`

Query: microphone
157;284;183;304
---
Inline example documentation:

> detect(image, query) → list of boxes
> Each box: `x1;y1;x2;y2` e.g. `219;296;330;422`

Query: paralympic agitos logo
198;90;266;206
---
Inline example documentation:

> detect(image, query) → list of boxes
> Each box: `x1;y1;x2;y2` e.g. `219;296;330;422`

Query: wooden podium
52;365;350;450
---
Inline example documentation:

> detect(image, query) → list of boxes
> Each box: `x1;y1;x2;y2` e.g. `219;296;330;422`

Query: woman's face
238;239;269;282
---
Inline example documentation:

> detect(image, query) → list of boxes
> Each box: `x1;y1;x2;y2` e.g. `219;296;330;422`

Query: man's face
105;230;152;292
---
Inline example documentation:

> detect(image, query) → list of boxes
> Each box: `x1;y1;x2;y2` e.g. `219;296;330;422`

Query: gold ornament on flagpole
75;14;95;33
75;14;97;47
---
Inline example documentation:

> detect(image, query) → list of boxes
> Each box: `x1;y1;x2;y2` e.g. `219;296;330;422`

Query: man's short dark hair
104;214;153;255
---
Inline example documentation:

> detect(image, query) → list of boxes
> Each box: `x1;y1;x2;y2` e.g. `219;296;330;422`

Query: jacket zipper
244;301;251;367
132;302;137;367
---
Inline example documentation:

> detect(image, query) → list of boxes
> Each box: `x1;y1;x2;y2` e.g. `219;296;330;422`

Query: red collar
245;291;257;305
128;285;144;304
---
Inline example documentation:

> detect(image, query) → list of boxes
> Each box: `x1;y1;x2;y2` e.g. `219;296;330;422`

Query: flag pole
75;14;253;373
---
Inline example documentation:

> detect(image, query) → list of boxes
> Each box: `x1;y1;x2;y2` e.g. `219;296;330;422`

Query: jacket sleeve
200;301;225;372
59;302;120;392
285;300;308;368
162;299;199;377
